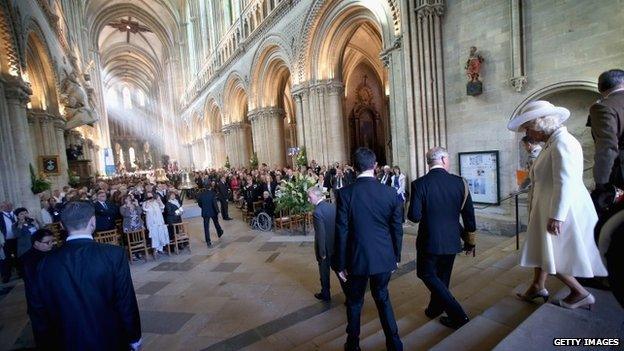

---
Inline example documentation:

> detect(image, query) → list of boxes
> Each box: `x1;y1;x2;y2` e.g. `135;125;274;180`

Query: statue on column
465;46;484;96
60;69;100;129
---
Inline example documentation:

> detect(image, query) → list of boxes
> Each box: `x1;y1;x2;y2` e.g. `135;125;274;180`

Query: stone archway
24;25;69;187
250;40;294;167
223;73;252;168
510;81;599;187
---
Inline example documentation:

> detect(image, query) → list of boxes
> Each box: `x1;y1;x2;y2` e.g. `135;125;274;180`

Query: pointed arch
24;20;60;114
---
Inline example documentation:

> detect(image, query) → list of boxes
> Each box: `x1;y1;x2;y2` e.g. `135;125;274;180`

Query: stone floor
0;213;512;351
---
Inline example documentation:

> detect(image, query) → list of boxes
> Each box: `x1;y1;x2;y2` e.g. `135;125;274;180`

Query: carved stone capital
416;0;445;18
510;76;528;92
4;76;32;106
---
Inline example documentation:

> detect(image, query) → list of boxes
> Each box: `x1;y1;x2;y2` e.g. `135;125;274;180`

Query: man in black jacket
93;191;117;231
308;186;343;301
335;148;403;351
408;147;476;330
197;188;223;247
30;201;142;351
216;176;233;220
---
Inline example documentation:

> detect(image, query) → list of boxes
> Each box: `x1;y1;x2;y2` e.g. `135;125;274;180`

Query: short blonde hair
522;115;562;135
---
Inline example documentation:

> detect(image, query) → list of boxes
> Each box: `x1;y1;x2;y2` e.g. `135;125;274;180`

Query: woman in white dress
507;100;607;309
142;192;169;255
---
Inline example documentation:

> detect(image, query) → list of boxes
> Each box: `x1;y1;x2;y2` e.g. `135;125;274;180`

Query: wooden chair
124;229;149;264
170;222;191;254
94;229;121;246
274;210;292;231
115;218;123;234
45;222;63;247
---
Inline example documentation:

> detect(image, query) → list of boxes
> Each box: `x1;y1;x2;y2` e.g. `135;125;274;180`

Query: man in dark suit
335;147;403;351
589;69;624;308
216;176;233;220
0;201;17;283
262;174;278;198
408;147;476;330
308;186;344;301
331;168;349;195
29;201;141;350
378;165;393;186
197;188;223;247
93;191;117;231
590;69;624;202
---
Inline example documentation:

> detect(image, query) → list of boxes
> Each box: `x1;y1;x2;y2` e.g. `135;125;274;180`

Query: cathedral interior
0;0;622;350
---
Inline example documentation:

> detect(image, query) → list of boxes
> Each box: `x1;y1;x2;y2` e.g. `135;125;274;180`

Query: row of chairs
237;201;313;232
43;222;191;264
94;223;191;264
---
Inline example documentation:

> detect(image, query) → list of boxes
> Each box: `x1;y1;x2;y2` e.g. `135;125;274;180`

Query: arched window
186;2;197;75
122;86;132;109
128;147;136;167
106;88;119;106
137;90;145;107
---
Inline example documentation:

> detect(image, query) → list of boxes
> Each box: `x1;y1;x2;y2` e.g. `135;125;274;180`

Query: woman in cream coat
508;100;607;310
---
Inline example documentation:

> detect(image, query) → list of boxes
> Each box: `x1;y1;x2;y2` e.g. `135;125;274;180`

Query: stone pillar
223;122;252;168
54;119;69;186
3;77;38;212
0;78;20;203
213;132;225;168
292;85;307;148
404;0;447;177
326;81;347;164
249;107;286;167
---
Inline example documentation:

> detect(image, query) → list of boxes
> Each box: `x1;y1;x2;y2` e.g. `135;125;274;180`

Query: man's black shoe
425;308;443;319
344;344;361;351
224;218;233;221
207;242;212;248
217;231;224;238
314;293;330;302
439;316;469;329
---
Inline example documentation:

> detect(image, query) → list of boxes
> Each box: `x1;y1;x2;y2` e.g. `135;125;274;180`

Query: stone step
246;235;520;350
493;287;624;351
319;249;528;350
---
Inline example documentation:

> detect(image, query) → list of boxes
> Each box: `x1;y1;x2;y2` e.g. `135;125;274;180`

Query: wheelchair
251;211;272;232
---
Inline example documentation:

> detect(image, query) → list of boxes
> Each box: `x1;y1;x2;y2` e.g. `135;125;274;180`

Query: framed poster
458;150;500;205
40;155;60;175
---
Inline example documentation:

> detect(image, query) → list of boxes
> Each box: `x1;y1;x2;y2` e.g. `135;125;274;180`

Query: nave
0;213;620;350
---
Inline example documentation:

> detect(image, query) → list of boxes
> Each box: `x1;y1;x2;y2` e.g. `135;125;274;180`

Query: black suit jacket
93;201;118;231
164;201;182;225
335;176;404;275
313;201;337;262
216;181;230;200
30;238;141;351
262;182;278;197
197;189;220;218
408;168;476;255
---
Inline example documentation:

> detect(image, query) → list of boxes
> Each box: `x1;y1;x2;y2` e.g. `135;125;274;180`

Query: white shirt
66;234;94;241
357;170;376;178
2;212;15;239
429;165;445;170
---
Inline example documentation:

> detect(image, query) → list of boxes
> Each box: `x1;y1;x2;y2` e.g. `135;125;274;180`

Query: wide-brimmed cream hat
507;100;570;132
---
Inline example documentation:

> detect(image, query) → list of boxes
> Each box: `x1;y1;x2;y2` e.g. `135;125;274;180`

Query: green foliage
30;163;51;194
224;156;231;169
250;152;259;170
275;174;316;215
68;169;80;187
295;147;308;167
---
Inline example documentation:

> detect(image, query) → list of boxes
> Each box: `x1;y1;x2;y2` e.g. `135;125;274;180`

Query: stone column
4;77;39;212
203;135;213;169
249;107;286;167
0;78;20;203
54;119;69;186
213;132;225;168
404;0;447;177
326;81;347;164
292;85;307;148
223;123;251;168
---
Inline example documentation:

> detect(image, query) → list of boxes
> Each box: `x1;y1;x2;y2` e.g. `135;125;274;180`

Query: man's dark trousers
2;239;18;281
345;272;402;351
318;257;347;298
203;216;223;245
416;252;467;321
220;199;229;220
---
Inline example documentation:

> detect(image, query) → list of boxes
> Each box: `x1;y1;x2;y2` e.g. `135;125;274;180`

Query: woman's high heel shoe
516;288;550;302
557;293;595;310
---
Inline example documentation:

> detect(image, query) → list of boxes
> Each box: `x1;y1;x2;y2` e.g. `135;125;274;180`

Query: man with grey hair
307;186;342;301
408;147;476;329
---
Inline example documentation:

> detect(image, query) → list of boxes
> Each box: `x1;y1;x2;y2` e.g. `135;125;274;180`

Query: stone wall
442;0;624;232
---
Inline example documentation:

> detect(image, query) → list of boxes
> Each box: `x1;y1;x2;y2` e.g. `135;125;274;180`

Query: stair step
401;319;453;350
431;316;512;351
493;287;624;351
